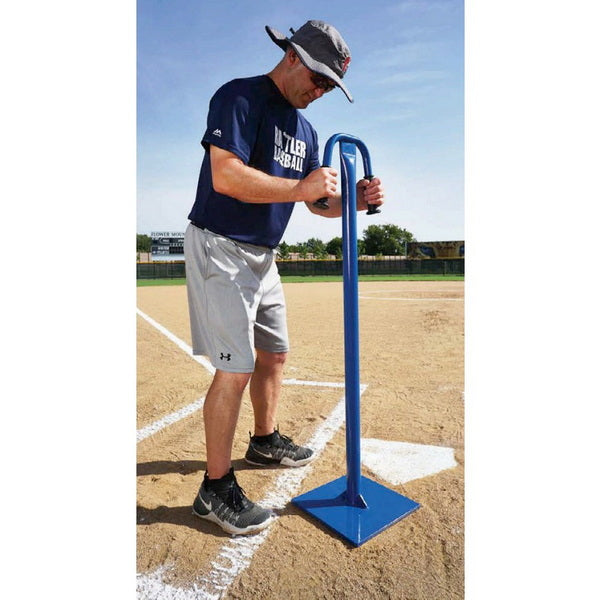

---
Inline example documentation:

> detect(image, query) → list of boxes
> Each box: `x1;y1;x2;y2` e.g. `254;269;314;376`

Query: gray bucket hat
266;20;353;103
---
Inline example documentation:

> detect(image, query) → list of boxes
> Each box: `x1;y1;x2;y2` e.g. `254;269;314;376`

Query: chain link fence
136;257;464;279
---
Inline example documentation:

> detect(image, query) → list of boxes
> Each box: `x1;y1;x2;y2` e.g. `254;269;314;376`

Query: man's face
285;53;336;109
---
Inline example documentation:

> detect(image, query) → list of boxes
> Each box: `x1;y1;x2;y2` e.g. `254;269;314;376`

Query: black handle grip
364;175;381;215
313;175;381;214
312;197;330;210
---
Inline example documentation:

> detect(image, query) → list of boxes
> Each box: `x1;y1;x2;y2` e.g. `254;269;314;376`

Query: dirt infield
137;280;464;599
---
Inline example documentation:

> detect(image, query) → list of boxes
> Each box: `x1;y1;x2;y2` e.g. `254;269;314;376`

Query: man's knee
255;349;287;370
211;369;253;396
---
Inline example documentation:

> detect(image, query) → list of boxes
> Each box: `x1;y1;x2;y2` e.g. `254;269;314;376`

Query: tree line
137;234;152;253
279;224;414;258
136;224;415;258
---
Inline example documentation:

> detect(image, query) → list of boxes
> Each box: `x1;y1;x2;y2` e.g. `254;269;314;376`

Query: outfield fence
137;261;186;279
136;258;464;280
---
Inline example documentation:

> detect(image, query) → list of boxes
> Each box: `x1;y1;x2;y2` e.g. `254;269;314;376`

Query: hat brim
266;26;353;103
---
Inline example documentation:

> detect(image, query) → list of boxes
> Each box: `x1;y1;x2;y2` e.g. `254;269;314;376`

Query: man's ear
286;48;299;65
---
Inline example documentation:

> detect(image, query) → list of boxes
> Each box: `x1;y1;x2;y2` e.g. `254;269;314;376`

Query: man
184;20;384;535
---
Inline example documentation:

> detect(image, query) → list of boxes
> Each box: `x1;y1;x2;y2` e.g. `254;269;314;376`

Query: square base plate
292;475;420;546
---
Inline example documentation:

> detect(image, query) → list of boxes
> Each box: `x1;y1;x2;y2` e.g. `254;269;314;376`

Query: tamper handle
364;175;381;215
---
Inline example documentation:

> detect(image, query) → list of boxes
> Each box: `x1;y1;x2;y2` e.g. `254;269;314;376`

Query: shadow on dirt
136;458;257;477
136;503;232;538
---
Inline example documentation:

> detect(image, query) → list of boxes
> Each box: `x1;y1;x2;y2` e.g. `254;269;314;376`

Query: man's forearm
212;152;299;203
210;145;337;205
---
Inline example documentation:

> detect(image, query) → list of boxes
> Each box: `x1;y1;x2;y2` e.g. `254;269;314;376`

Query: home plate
360;439;457;485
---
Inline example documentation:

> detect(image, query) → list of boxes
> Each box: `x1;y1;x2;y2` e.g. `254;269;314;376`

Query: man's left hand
356;178;385;212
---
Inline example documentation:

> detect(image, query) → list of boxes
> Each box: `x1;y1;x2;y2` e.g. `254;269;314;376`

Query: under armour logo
219;353;231;361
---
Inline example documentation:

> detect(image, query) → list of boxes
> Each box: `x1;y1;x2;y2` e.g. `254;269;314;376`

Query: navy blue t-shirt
188;75;321;248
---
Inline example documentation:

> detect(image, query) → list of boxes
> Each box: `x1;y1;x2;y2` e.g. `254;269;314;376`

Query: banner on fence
407;241;464;259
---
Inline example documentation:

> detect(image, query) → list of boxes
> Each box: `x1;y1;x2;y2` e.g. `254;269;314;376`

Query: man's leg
195;366;275;535
204;369;252;479
249;348;287;436
245;348;314;467
186;228;277;534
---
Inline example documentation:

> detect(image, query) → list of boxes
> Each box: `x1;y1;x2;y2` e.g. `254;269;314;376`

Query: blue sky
137;0;464;244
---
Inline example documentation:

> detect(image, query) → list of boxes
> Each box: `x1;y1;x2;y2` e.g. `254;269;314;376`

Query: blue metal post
291;133;420;546
339;141;366;508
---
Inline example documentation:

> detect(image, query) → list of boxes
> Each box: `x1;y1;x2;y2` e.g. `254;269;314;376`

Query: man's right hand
292;167;338;202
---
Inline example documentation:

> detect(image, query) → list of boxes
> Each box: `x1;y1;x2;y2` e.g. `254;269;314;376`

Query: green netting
136;261;186;279
136;259;464;279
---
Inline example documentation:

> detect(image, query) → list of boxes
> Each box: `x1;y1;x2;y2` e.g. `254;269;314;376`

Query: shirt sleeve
201;81;258;164
305;127;321;175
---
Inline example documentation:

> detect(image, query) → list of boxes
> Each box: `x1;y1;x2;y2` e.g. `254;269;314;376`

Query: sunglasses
309;72;336;93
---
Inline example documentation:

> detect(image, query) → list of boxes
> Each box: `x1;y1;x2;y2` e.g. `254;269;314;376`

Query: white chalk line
137;385;368;600
137;397;206;443
359;288;463;293
358;287;463;302
282;378;344;388
359;295;463;301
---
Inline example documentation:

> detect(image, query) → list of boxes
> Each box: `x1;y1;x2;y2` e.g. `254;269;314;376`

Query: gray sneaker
192;468;275;535
244;429;314;467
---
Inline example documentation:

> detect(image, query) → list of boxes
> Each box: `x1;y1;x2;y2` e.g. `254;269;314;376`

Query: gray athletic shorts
184;223;289;373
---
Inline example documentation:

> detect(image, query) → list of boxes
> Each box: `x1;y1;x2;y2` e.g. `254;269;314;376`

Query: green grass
137;278;187;287
137;274;463;286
